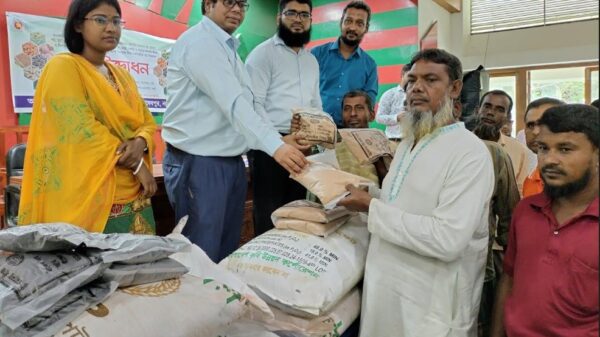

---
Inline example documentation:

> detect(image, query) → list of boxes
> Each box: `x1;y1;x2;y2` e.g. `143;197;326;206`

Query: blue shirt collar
202;16;240;51
329;38;362;58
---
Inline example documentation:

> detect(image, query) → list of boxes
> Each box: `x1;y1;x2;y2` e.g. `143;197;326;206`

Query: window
530;67;585;104
488;62;597;132
471;0;599;34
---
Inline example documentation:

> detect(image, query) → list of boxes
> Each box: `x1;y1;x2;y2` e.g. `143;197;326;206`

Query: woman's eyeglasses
84;16;125;28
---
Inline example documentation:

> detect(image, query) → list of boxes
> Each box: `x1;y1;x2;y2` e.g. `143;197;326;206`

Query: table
7;164;254;242
7;164;175;234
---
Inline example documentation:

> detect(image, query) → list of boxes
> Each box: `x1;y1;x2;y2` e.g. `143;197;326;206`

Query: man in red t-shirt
491;104;599;337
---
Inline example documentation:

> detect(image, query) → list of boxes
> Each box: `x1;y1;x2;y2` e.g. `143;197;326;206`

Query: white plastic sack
215;320;281;337
266;287;361;337
168;232;273;321
56;274;263;337
221;216;369;317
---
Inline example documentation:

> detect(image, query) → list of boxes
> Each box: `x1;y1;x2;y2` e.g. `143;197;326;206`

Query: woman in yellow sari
19;0;158;234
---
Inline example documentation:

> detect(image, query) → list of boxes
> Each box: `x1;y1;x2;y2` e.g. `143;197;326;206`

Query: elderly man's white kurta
360;123;494;337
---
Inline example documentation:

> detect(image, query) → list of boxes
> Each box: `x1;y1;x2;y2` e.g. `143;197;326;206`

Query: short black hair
402;63;411;74
524;97;565;121
479;90;514;120
537;104;599;148
279;0;313;12
64;0;121;54
341;1;371;27
202;0;216;14
591;99;600;110
341;90;374;113
407;49;463;83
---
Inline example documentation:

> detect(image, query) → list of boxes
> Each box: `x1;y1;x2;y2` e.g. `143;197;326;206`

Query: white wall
419;0;600;70
418;0;452;50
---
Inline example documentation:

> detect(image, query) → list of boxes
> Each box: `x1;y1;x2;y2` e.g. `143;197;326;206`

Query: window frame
584;66;599;104
488;62;598;131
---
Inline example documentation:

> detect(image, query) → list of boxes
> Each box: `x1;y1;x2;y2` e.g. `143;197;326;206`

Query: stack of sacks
291;108;337;149
0;223;189;337
271;200;353;237
224;289;361;337
221;216;369;336
291;161;374;209
54;233;274;337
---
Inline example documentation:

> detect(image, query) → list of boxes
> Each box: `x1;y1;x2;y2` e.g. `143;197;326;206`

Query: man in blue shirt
311;0;378;127
162;0;308;262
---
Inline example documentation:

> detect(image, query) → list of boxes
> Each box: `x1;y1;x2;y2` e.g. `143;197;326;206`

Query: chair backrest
6;143;26;179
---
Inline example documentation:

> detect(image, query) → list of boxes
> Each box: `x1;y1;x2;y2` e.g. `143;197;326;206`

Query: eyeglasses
282;10;312;20
84;16;125;28
222;0;250;11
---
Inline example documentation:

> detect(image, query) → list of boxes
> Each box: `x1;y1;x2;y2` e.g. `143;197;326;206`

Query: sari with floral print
19;53;156;234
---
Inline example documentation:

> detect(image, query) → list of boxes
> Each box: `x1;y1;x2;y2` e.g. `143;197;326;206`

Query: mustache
541;164;567;176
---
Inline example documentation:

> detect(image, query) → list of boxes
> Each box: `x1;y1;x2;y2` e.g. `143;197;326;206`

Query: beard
471;114;501;141
542;165;592;199
277;20;311;48
341;32;362;47
401;95;456;142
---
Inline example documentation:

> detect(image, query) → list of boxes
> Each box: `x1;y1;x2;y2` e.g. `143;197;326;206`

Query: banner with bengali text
6;12;174;113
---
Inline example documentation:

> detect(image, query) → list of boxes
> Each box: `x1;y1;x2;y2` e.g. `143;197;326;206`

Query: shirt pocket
557;254;599;314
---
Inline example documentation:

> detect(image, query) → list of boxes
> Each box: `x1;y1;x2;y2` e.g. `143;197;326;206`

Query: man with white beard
339;49;495;337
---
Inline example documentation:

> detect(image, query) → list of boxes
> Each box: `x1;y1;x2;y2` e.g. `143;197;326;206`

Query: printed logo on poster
6;12;174;113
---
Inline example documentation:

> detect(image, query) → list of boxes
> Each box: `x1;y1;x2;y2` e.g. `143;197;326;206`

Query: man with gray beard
339;49;494;337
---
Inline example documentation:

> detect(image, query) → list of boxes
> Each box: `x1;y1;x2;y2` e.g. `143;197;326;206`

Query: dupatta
18;53;157;232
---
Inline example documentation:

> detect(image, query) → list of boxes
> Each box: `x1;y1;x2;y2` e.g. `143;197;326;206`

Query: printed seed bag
54;275;255;337
0;280;118;337
0;251;106;329
221;216;369;317
54;235;274;337
338;128;393;164
292;108;337;149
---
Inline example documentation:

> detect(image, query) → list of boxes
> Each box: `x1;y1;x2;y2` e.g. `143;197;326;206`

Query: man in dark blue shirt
311;0;378;127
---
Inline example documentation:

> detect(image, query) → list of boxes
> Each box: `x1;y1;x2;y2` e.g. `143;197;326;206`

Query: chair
4;143;26;227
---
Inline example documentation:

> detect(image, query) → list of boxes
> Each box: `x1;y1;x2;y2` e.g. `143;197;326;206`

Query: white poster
6;12;174;113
